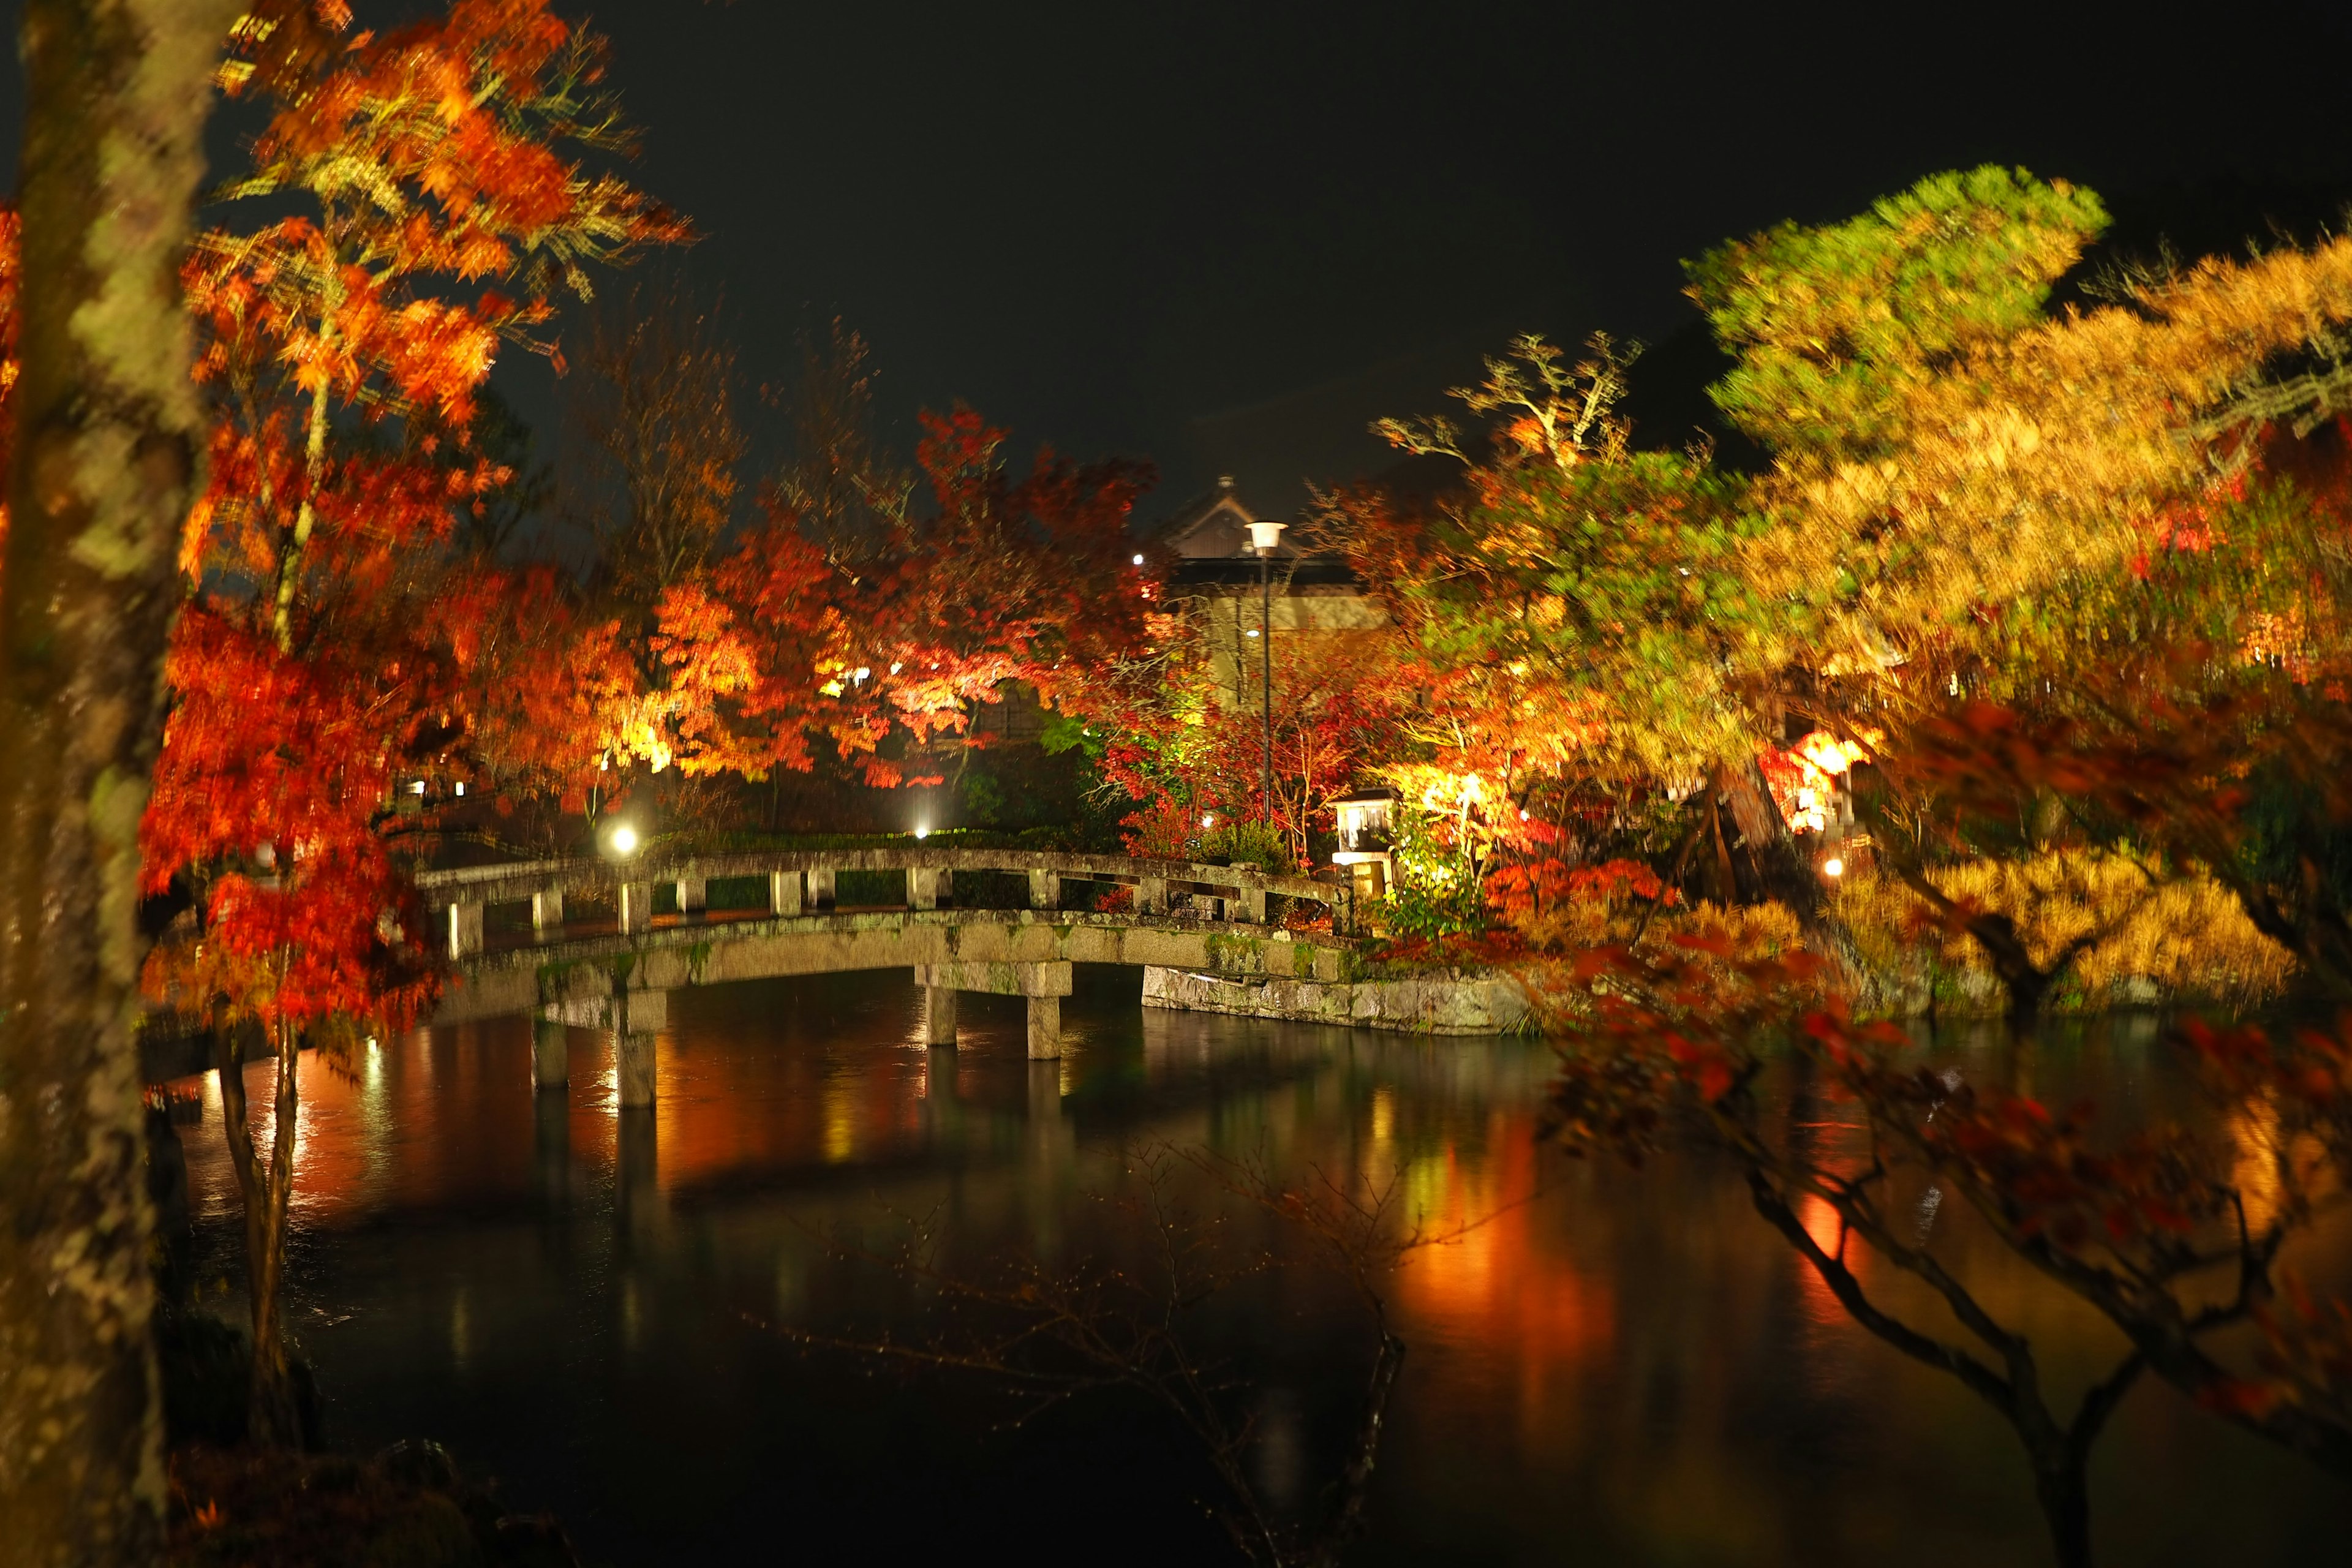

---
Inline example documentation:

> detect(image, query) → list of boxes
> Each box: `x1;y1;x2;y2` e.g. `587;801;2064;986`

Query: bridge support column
619;881;654;934
447;902;483;959
1027;869;1060;910
909;867;946;910
676;877;706;916
532;888;564;935
807;867;835;910
1136;876;1167;915
913;960;1072;1058
769;870;802;916
1025;995;1062;1058
923;984;958;1045
618;1029;657;1107
532;1017;568;1090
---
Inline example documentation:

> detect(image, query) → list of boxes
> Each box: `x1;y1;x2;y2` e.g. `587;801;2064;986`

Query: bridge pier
807;867;836;910
532;1017;568;1090
1028;869;1060;909
620;881;654;935
1026;995;1061;1058
769;870;801;916
676;877;706;916
617;1027;658;1107
447;902;484;959
923;984;958;1045
618;987;664;1106
532;888;564;935
543;989;666;1104
913;960;1073;1058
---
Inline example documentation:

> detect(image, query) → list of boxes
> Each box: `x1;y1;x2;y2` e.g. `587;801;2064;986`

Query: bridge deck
442;905;1348;1025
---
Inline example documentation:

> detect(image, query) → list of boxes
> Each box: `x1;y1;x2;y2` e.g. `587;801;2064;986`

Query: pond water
170;968;2348;1566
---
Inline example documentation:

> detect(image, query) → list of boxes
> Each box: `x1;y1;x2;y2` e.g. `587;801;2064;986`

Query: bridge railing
411;846;1354;959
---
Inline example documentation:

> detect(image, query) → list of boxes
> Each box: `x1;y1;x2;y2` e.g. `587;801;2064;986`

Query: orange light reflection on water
1390;1114;1614;1438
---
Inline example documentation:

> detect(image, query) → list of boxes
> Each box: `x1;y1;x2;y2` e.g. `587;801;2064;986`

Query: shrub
1832;852;2294;1011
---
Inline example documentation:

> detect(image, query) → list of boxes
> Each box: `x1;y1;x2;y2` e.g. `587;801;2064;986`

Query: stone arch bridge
413;846;1355;1107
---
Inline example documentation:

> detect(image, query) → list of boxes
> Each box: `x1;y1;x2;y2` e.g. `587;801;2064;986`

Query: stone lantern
1331;786;1398;902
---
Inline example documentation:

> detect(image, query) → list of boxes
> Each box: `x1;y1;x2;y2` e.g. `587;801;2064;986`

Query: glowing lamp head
1246;519;1287;555
1200;814;1215;830
1822;856;1845;879
913;824;930;840
606;822;640;858
1133;553;1145;566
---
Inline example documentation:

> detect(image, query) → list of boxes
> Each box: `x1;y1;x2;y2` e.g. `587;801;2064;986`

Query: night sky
9;1;2352;516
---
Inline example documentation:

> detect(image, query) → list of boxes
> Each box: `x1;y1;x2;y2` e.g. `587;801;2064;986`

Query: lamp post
1246;519;1287;832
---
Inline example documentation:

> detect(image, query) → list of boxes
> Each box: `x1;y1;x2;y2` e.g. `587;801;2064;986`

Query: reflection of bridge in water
417;846;1354;1106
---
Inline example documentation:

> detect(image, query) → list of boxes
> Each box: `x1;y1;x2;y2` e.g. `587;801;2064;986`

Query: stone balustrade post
1237;886;1267;924
1027;869;1060;910
908;867;942;910
677;876;706;916
769;869;802;916
447;902;484;959
532;888;565;935
619;881;654;935
807;867;836;910
532;1017;568;1090
1136;876;1167;915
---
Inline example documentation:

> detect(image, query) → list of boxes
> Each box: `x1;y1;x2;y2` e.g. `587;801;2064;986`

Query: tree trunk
2030;1455;2094;1568
0;4;238;1561
214;1017;304;1447
1717;758;1877;1003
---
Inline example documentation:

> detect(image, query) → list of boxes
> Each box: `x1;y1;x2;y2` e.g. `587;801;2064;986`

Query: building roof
1142;475;1302;560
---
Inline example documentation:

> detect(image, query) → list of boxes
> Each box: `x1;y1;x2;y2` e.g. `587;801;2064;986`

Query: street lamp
1246;519;1286;832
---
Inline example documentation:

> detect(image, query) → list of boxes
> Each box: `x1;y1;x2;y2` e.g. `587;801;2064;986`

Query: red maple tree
141;0;677;1445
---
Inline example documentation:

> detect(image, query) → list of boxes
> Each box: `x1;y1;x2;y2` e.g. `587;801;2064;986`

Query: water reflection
170;971;2346;1567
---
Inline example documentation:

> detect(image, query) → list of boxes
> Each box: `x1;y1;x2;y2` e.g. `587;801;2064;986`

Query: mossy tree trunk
0;3;237;1561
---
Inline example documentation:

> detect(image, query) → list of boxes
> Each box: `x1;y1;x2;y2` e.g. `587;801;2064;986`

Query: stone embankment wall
1144;965;1531;1035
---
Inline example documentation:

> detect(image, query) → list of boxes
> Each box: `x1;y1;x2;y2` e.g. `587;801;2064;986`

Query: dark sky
11;1;2352;516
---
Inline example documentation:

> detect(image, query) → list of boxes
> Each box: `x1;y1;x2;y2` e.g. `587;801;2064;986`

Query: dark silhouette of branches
1540;938;2352;1565
758;1142;1513;1568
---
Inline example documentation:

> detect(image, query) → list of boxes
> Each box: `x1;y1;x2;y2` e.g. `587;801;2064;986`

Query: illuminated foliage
141;0;676;1447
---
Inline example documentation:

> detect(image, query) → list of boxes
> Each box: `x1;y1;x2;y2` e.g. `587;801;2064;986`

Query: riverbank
1142;963;1531;1033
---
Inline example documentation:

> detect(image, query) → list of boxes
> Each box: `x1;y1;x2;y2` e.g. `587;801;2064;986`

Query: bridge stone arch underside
420;850;1354;1108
